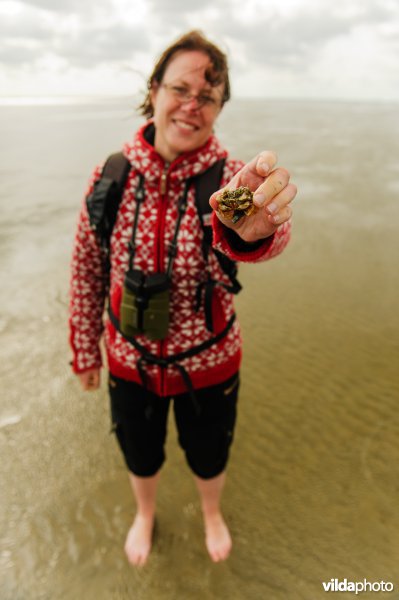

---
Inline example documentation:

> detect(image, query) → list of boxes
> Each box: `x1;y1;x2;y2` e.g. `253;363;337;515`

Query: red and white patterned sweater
69;121;291;395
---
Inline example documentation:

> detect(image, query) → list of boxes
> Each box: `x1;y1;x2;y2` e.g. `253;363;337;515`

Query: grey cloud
0;45;43;65
2;0;397;73
143;0;399;74
0;14;53;41
355;1;399;23
224;15;352;66
18;0;113;13
206;2;399;72
147;0;231;26
0;11;53;66
56;25;150;68
148;0;230;13
145;0;397;34
0;21;150;68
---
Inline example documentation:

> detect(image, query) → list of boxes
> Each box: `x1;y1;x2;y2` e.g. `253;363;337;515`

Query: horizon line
0;94;398;106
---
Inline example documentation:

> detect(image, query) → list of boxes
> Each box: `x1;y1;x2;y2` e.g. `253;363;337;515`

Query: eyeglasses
161;83;220;110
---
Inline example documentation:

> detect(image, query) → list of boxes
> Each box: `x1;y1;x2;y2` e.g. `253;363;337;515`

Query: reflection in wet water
1;99;399;599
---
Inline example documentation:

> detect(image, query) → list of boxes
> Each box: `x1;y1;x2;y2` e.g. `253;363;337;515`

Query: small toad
216;186;257;223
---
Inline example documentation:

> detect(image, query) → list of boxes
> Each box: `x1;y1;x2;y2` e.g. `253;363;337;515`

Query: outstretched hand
210;151;297;243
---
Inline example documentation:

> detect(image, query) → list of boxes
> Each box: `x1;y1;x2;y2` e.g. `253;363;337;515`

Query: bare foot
124;513;154;566
204;512;232;562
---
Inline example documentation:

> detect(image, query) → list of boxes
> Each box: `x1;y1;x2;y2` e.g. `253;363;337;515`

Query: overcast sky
1;0;398;101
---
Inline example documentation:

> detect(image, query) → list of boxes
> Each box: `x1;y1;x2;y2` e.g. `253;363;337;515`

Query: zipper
157;163;169;396
157;162;169;272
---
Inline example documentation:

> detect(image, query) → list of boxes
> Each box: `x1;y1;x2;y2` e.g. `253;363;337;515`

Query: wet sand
1;98;399;599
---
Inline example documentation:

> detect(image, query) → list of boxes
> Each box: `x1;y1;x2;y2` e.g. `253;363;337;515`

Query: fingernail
253;192;265;207
272;214;280;223
267;202;278;214
259;162;269;175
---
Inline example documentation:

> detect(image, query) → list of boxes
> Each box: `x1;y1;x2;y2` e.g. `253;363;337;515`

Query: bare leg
194;471;232;562
124;470;160;566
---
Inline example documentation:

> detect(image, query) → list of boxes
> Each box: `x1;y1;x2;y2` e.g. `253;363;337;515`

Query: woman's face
150;50;225;162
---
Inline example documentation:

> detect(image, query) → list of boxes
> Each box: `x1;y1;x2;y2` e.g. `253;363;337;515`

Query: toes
213;551;223;562
208;546;220;562
125;541;150;566
209;548;227;562
207;539;232;562
205;516;232;562
126;547;149;567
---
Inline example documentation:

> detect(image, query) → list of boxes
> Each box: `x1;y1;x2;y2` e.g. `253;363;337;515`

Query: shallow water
1;98;399;599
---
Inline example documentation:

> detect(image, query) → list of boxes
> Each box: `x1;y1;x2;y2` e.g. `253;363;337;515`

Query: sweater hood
123;120;228;188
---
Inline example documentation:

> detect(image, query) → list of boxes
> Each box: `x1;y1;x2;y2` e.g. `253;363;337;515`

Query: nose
181;96;201;111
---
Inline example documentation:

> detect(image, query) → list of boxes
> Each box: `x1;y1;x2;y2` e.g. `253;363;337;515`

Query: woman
69;30;296;565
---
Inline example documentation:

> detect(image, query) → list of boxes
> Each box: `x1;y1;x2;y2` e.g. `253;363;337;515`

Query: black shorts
109;372;239;480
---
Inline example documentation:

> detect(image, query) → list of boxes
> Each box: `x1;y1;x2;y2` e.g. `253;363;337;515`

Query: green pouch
120;270;170;340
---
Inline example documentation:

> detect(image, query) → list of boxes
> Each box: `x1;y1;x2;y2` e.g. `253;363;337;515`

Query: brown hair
139;30;230;118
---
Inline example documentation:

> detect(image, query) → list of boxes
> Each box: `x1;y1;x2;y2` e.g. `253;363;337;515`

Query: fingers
268;203;292;225
79;369;100;391
213;150;278;196
86;372;99;390
253;167;290;208
255;150;278;177
252;166;297;227
236;151;278;189
265;182;297;225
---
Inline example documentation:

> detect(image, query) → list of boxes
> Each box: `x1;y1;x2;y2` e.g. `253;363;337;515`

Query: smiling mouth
173;119;199;131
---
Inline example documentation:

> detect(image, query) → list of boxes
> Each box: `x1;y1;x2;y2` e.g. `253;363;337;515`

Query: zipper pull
160;164;169;195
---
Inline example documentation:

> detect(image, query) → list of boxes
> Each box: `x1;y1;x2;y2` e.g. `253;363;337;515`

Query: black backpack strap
86;152;131;241
194;158;226;244
193;159;242;331
193;158;241;289
86;152;131;277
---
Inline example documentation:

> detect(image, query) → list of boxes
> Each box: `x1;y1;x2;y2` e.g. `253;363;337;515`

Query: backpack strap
86;152;131;258
193;158;242;332
194;158;226;241
193;158;241;291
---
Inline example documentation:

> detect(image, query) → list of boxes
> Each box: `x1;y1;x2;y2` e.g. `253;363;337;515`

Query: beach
1;97;399;599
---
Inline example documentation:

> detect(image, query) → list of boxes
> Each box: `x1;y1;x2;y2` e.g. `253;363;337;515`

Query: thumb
209;189;223;211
